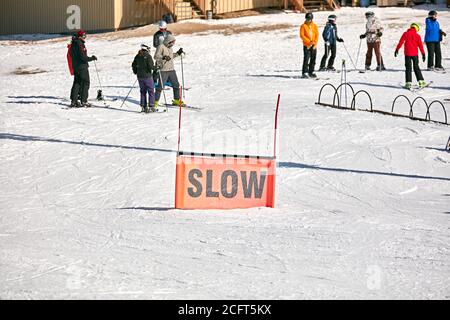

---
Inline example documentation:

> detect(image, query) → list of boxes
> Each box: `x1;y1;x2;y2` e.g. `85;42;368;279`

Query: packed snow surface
0;5;449;299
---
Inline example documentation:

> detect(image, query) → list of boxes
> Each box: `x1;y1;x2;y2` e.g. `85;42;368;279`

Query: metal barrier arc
316;83;448;125
333;83;355;108
427;100;448;124
351;90;373;112
317;83;340;108
411;97;429;119
391;95;413;115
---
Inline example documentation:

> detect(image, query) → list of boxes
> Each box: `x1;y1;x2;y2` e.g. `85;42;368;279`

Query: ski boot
140;104;146;113
418;80;427;88
365;65;371;71
301;73;309;79
434;67;445;72
381;65;386;71
308;73;317;78
318;67;326;72
150;101;160;112
375;65;382;71
326;66;336;72
172;99;186;107
404;82;412;90
426;67;434;71
81;102;92;108
70;100;81;108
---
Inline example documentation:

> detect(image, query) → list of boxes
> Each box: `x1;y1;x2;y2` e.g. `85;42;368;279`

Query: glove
359;34;366;39
325;41;330;47
176;48;184;55
440;30;447;37
163;56;171;61
91;55;97;61
422;54;426;63
376;31;382;37
337;38;344;43
394;49;398;58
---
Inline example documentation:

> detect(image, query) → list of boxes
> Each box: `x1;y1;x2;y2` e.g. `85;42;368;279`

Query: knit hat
77;30;86;38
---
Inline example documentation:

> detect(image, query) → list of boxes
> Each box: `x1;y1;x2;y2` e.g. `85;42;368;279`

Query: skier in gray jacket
154;34;185;107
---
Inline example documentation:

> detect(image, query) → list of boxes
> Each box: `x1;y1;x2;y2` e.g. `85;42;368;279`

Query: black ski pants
70;68;90;103
302;46;317;75
320;43;337;69
425;42;442;68
405;56;424;83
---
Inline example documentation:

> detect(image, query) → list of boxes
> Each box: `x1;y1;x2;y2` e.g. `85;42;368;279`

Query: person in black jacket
153;21;172;49
132;44;156;113
319;15;344;72
69;30;97;108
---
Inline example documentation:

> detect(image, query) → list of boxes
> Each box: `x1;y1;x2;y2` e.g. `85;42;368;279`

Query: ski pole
344;61;348;109
180;53;185;92
355;38;362;71
340;60;344;108
341;42;357;71
120;78;138;108
340;60;348;108
158;69;169;112
93;60;107;105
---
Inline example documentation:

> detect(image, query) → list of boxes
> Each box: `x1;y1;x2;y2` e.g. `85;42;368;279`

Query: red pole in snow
273;94;281;159
177;86;183;154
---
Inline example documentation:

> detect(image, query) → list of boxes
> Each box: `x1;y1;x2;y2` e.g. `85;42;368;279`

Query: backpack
67;43;74;75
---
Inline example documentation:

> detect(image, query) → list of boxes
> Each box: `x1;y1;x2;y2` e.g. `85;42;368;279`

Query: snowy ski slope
0;5;449;299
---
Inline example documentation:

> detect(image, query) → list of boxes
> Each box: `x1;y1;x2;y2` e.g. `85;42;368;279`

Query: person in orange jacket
300;12;319;78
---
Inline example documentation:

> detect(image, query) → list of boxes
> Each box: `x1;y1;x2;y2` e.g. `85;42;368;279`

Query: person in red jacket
395;23;426;89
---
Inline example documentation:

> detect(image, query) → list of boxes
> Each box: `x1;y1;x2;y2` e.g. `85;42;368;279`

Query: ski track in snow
0;5;450;299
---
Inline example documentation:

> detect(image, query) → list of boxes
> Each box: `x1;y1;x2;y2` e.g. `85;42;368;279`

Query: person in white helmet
153;20;172;48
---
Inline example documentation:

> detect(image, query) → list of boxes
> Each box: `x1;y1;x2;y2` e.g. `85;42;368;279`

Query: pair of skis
401;81;433;92
63;97;116;109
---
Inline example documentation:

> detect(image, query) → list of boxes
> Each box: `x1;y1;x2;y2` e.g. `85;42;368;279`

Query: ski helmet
159;20;167;30
141;44;150;52
305;12;313;21
410;23;419;32
428;10;437;17
77;30;86;38
328;14;337;22
365;11;374;18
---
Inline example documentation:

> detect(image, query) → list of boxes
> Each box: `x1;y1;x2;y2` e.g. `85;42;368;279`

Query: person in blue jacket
319;15;344;72
425;10;447;71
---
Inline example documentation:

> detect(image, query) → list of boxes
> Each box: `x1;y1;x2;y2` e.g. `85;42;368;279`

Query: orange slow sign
175;153;276;210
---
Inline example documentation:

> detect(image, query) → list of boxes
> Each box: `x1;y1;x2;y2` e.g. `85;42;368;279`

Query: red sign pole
177;86;183;153
273;94;281;158
175;86;183;208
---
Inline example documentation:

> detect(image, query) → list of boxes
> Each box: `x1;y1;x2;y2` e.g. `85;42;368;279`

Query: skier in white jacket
359;11;386;71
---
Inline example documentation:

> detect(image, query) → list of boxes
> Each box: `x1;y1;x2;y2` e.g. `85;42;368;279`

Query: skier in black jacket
153;20;172;49
132;44;157;113
69;30;97;108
